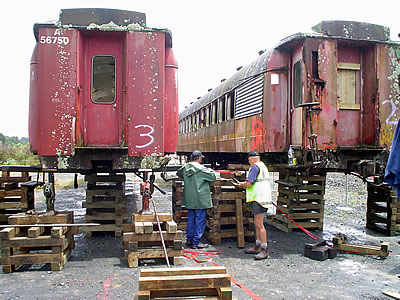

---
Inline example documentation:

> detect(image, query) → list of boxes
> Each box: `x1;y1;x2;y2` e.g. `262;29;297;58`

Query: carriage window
229;92;235;119
212;101;218;124
206;105;211;126
200;108;205;129
293;61;303;107
195;112;200;130
92;55;116;104
220;96;226;122
226;94;232;120
337;63;361;110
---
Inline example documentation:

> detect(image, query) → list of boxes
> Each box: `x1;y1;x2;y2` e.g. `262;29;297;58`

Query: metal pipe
345;174;348;206
150;198;170;268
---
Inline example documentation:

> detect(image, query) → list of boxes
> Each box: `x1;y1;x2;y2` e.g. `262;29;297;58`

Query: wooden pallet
206;178;254;247
134;266;232;300
0;171;39;224
173;210;187;230
172;180;187;230
0;211;76;273
268;172;326;232
83;174;127;237
366;181;400;236
123;213;184;268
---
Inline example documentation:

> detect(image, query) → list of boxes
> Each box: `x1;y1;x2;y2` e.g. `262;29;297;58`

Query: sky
1;0;399;138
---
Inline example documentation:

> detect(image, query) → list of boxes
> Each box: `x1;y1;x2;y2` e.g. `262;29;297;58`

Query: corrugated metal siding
235;74;264;119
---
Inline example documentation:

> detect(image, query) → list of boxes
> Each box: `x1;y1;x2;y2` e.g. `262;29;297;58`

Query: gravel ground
0;172;399;300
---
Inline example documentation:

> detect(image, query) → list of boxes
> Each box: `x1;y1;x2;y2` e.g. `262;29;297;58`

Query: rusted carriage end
177;20;400;178
303;21;399;175
29;8;178;173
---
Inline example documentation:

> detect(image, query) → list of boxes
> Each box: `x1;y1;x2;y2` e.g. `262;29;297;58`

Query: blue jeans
186;209;207;245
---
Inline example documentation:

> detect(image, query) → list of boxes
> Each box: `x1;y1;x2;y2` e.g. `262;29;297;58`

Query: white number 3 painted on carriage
135;125;155;148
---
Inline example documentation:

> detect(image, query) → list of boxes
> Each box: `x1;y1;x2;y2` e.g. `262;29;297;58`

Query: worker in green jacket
177;150;217;249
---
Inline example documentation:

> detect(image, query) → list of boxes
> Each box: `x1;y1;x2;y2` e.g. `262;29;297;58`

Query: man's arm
239;181;253;189
202;168;217;182
238;164;259;189
176;166;184;179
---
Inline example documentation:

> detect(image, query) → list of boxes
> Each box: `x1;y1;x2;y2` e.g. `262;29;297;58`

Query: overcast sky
1;0;399;138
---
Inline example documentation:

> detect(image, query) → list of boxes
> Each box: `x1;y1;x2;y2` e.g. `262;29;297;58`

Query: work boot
255;247;269;260
191;242;209;249
244;244;261;254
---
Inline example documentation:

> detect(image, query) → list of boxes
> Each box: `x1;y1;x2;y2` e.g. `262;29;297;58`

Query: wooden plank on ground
8;212;73;225
143;222;154;234
28;226;45;238
123;231;182;242
138;274;231;291
140;266;227;277
0;252;64;265
0;236;66;248
382;289;400;300
132;213;172;222
0;227;20;240
334;242;390;256
166;221;177;233
235;198;244;248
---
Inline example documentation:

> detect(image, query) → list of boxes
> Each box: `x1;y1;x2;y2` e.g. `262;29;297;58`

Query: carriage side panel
126;31;165;156
377;45;400;149
35;28;77;156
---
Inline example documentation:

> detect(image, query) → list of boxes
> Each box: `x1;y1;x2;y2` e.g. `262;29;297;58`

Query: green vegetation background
0;133;39;165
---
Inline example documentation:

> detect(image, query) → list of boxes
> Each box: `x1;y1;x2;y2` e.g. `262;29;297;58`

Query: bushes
0;143;39;166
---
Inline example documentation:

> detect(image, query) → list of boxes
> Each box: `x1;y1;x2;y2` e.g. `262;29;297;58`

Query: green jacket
176;162;217;209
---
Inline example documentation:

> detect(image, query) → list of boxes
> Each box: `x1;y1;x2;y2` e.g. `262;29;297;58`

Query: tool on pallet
137;170;166;215
138;171;155;215
43;172;56;213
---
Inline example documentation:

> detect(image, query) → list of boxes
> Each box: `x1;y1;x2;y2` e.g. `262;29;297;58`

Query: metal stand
298;102;321;163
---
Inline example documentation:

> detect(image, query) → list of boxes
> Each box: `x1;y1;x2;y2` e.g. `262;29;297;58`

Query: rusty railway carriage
178;21;400;177
29;8;178;172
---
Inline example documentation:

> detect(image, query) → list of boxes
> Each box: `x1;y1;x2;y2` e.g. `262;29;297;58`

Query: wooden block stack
123;213;184;268
172;179;187;230
134;266;232;300
0;170;38;224
366;181;400;236
0;211;77;273
205;172;254;247
270;173;326;232
82;174;127;237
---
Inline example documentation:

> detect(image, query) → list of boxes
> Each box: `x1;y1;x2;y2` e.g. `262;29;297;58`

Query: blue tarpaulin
384;121;400;197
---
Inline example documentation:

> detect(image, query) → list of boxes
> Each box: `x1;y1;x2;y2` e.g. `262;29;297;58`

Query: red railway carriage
177;21;400;176
29;8;178;172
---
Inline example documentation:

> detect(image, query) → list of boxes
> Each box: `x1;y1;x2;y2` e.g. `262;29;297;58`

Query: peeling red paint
251;118;267;152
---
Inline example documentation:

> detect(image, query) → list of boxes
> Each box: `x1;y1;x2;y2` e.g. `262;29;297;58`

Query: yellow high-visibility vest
246;161;272;209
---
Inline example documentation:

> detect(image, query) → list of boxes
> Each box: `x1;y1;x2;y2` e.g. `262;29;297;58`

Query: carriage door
84;33;123;147
336;46;361;145
290;45;304;146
